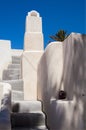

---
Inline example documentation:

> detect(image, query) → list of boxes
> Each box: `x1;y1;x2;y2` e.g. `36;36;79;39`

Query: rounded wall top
28;10;40;17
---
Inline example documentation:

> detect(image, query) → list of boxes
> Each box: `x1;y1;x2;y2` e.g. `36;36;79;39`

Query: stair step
12;56;21;64
12;128;48;130
2;69;21;80
12;91;24;101
12;101;42;112
3;79;23;91
11;113;47;129
8;64;21;69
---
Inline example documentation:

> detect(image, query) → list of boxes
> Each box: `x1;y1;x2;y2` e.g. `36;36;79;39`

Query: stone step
8;64;21;69
11;128;48;130
12;91;24;101
3;79;23;91
12;56;21;64
11;101;48;129
11;112;47;129
12;101;42;112
2;69;21;80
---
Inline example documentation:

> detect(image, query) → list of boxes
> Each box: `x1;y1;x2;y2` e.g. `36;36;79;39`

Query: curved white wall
37;33;86;130
37;41;63;100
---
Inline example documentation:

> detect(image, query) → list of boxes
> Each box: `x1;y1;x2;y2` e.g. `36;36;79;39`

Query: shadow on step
11;113;45;129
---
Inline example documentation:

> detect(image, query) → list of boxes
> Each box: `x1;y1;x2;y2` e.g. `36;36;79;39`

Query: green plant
50;29;69;41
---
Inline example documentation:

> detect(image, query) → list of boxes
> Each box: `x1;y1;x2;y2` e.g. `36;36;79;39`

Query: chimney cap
28;10;40;17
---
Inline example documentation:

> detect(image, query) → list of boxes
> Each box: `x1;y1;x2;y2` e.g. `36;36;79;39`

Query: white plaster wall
11;49;23;56
26;10;42;33
24;32;44;51
37;41;63;100
26;15;42;33
63;33;86;130
62;33;86;100
49;98;84;130
37;33;86;130
22;51;44;100
0;40;11;80
23;11;44;100
24;11;44;51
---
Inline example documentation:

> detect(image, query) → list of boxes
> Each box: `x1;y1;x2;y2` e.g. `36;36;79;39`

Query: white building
0;10;86;130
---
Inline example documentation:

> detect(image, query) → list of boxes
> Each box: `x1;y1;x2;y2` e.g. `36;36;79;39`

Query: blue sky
0;0;85;49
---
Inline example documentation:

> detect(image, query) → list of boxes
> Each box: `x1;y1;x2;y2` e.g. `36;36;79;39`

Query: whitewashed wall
37;33;86;130
22;51;43;100
0;40;11;80
37;41;63;100
23;10;44;100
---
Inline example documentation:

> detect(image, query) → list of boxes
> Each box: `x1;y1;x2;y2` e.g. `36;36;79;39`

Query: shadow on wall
37;33;86;130
62;33;86;130
63;34;86;100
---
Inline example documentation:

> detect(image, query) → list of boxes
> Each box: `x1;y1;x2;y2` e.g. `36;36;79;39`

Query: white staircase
2;55;48;130
2;56;24;101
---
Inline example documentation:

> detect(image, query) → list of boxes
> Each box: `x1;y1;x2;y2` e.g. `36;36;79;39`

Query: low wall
37;33;86;130
0;40;11;80
0;82;11;130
